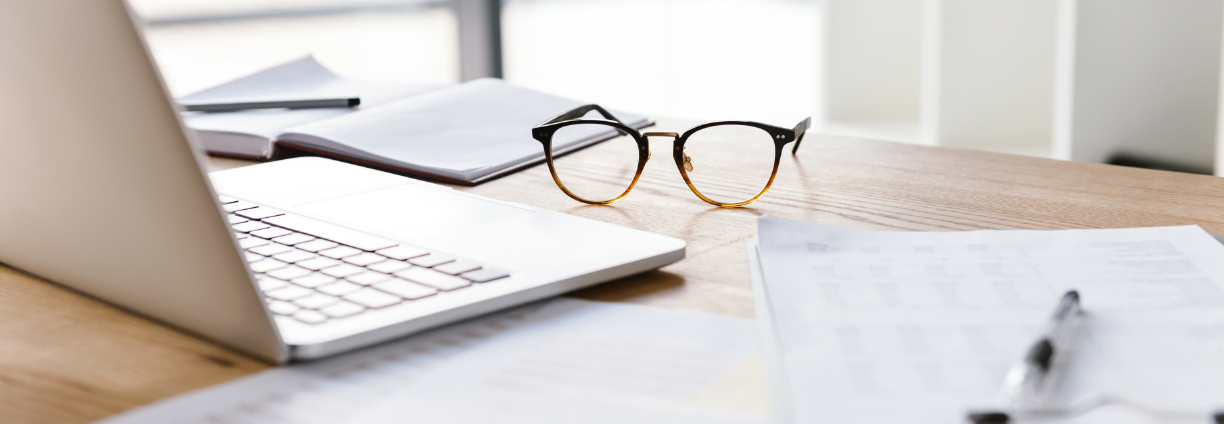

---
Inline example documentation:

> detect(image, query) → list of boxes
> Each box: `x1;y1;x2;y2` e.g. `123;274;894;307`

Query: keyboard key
434;260;481;275
239;238;270;249
236;207;285;220
462;268;510;283
344;289;402;309
346;271;392;286
294;293;340;309
272;249;316;264
217;195;238;204
258;277;289;291
374;279;438;300
266;265;312;281
296;239;340;252
232;221;271;233
367;260;412;274
265;285;313;301
408;254;455;268
233;233;249;240
273;233;315;246
249;258;288;273
321;264;365;278
250;227;293;239
376;245;429;260
319;246;362;259
291;273;337;288
249;243;292;257
267;301;299;315
319;301;365;318
318;281;363;296
343;253;386;267
296;257;341;271
395;267;470;291
223;201;258;212
293;310;328;324
263;215;399;251
227;215;249;225
244;252;264;263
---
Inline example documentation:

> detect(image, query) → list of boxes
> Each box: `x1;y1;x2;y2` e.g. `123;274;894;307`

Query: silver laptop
0;0;684;363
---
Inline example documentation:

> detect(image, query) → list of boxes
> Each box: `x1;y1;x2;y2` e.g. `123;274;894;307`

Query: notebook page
178;56;438;107
179;56;444;157
186;108;351;142
344;298;769;424
276;78;648;181
755;217;1224;424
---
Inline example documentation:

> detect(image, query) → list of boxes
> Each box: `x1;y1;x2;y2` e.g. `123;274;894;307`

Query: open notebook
179;57;651;185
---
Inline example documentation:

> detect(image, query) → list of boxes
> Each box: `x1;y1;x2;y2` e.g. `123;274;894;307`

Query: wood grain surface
4;119;1224;423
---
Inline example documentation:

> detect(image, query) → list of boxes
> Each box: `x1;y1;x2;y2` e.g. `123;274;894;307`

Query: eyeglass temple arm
540;104;625;126
790;117;812;155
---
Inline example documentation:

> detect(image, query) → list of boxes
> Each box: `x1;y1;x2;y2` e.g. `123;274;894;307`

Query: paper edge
749;234;792;424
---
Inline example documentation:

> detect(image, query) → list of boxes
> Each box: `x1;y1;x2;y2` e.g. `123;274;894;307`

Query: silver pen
966;290;1081;424
1001;290;1081;406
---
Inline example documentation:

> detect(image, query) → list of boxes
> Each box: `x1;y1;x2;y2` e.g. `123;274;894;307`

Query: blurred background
130;0;1224;176
132;0;817;124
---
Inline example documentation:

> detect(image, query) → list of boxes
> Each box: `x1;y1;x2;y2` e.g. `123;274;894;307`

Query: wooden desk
6;120;1224;423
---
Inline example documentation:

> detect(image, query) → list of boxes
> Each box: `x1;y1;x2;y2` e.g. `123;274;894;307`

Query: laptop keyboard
218;195;510;325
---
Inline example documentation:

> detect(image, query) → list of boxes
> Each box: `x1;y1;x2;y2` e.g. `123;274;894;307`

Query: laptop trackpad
295;184;534;240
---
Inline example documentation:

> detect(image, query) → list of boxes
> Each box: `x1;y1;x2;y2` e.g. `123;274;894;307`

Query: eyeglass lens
549;121;641;203
681;124;778;205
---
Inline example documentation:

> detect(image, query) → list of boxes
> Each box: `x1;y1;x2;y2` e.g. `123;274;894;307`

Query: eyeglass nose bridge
640;133;681;164
641;132;679;139
640;132;695;172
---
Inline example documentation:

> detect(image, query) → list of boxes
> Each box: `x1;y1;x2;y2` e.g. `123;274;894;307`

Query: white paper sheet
178;55;438;108
97;299;767;424
754;217;1224;424
343;298;769;424
95;303;540;424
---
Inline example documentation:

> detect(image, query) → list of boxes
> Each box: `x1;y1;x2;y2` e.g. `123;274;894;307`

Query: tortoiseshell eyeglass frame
532;104;811;208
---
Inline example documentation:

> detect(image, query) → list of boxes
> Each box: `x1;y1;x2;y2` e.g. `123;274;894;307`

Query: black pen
179;97;360;112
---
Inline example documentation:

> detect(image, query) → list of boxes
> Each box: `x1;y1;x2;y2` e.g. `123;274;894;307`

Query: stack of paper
751;216;1224;424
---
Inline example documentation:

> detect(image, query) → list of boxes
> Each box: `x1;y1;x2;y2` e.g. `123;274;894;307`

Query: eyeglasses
532;104;811;208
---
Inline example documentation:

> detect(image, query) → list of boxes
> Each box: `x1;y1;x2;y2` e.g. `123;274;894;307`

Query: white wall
936;0;1057;156
825;0;924;125
822;0;1224;174
1064;0;1222;172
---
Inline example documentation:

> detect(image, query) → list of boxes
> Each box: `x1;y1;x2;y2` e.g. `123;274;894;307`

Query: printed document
344;298;769;423
753;217;1224;424
98;298;767;424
